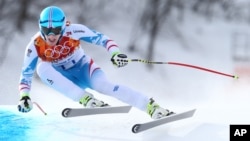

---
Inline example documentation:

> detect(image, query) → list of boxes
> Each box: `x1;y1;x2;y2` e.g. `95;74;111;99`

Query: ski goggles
41;26;62;35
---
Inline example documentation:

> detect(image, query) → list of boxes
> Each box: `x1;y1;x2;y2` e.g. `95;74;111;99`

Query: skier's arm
71;24;128;67
71;24;120;55
18;39;38;112
19;40;38;96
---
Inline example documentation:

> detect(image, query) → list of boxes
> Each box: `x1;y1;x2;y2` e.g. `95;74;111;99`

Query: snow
1;3;250;141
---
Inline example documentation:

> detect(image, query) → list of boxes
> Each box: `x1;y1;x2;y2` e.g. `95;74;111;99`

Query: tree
0;0;20;67
128;0;176;69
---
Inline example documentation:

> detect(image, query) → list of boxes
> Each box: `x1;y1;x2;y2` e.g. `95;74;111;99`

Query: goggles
41;26;62;35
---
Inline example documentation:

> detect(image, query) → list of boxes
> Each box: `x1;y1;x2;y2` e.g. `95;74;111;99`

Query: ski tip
184;109;196;116
191;109;196;114
62;108;71;118
124;106;132;112
185;109;196;118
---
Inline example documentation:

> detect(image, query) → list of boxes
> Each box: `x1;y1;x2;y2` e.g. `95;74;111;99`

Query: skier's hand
111;53;128;68
18;94;33;113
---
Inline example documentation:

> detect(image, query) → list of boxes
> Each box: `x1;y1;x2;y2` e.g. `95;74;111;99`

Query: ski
62;106;132;118
132;109;196;133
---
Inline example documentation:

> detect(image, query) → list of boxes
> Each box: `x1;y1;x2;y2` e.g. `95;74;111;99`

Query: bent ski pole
129;59;239;79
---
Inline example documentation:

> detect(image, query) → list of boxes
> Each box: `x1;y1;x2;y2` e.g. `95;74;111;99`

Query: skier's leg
90;69;174;119
49;57;110;108
36;62;85;101
90;70;150;111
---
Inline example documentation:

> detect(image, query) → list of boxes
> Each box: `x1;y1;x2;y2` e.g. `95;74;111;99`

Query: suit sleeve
19;39;39;96
71;24;121;55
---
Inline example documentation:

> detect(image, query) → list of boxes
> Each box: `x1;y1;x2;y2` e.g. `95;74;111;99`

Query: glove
18;95;33;113
111;53;128;68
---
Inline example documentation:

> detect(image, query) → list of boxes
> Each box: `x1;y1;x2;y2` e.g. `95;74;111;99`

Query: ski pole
129;59;239;79
33;102;47;115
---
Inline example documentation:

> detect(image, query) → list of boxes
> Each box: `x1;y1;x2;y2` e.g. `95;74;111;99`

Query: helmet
39;6;66;33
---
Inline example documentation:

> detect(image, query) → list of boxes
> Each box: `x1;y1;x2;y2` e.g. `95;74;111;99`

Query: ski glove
18;96;33;113
111;53;128;68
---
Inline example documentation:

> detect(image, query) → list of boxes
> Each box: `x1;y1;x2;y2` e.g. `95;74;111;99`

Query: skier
18;6;173;119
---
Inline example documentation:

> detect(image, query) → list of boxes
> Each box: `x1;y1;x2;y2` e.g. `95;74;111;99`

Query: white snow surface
1;6;250;141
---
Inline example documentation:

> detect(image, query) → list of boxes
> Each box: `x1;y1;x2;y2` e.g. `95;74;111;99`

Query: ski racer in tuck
18;6;174;119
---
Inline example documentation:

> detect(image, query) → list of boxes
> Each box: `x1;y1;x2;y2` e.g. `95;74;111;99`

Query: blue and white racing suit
19;23;149;111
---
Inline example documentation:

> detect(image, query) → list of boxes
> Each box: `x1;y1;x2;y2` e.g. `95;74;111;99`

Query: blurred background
1;0;250;105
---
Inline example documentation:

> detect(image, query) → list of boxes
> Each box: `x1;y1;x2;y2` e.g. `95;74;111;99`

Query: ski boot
79;93;109;108
147;98;174;119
